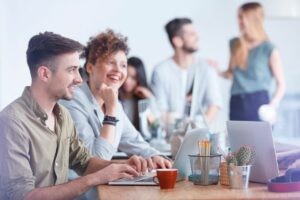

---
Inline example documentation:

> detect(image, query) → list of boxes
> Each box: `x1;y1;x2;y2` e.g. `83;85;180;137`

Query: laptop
108;128;209;185
227;121;279;183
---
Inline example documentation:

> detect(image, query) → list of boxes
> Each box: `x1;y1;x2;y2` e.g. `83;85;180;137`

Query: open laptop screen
227;121;279;183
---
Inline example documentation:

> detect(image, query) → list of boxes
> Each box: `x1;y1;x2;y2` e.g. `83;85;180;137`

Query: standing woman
215;2;285;121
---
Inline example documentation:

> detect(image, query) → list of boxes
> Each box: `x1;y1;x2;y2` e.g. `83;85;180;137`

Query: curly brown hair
82;29;129;69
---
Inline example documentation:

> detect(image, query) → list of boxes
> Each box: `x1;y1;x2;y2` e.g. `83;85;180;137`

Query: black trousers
230;90;269;121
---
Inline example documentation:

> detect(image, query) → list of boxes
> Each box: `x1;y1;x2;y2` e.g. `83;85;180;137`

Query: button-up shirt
0;87;91;200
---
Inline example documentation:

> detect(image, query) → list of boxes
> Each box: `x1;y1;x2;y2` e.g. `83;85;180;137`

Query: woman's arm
221;55;234;79
208;56;234;80
269;49;286;107
134;86;153;99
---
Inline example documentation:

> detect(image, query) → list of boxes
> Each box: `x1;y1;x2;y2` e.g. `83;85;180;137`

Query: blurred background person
151;18;222;128
212;2;285;122
119;56;153;131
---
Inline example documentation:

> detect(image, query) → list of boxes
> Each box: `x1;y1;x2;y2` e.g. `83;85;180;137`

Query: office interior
0;0;299;145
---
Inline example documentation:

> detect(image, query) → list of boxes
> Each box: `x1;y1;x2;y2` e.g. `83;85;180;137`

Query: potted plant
226;145;256;189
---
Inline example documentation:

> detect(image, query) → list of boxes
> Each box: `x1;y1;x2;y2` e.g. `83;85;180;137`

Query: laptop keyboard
113;175;154;183
136;176;154;182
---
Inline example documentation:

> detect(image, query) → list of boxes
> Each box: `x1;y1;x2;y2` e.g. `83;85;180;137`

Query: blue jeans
230;90;269;121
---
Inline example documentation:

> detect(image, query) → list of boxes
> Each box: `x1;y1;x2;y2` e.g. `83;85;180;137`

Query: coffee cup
153;169;177;189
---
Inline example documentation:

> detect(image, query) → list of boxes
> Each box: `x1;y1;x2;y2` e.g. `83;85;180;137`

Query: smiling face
87;50;127;90
47;52;82;101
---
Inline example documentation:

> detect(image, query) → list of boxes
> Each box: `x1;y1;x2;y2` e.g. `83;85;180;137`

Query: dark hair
127;57;148;88
83;29;129;71
26;31;83;78
165;18;192;47
240;2;262;12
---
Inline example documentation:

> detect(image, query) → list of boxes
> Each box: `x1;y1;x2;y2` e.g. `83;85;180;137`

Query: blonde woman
215;2;285;121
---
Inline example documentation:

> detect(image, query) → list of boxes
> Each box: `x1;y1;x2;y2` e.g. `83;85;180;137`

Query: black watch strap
103;115;119;126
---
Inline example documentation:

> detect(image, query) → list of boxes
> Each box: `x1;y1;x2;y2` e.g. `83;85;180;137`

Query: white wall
1;0;300;110
0;0;7;108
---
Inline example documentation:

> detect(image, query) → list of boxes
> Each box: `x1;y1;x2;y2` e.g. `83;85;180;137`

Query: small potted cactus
226;145;255;189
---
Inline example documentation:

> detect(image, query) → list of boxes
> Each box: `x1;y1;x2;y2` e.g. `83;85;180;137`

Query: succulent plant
226;145;255;166
236;145;255;165
226;153;238;166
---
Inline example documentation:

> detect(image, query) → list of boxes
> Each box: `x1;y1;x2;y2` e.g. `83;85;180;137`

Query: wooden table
97;180;300;200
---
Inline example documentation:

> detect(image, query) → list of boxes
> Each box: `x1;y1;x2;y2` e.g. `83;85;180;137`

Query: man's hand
94;163;138;185
147;155;172;169
126;155;172;174
126;155;148;175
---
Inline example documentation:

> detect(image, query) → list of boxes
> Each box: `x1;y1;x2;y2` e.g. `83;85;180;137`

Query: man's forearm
83;157;113;175
83;157;126;175
23;174;97;200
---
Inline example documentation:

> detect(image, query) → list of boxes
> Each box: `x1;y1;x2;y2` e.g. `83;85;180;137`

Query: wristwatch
103;115;119;126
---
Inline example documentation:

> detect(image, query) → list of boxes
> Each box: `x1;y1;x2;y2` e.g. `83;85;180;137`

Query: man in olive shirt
0;32;146;200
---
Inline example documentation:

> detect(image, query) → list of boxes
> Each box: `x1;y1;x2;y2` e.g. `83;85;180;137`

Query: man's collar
22;86;63;123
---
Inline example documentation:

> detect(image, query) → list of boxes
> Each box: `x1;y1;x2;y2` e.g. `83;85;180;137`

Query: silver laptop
108;128;209;185
227;121;279;183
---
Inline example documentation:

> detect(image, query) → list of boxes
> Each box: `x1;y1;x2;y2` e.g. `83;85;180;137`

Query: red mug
153;169;178;189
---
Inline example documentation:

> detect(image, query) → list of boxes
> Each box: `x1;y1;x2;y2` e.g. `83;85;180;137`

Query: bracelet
102;115;119;126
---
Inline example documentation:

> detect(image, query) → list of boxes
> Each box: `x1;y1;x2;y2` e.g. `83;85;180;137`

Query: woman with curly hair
60;29;171;173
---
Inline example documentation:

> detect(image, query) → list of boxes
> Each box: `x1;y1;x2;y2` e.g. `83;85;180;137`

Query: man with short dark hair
0;32;145;200
151;18;222;125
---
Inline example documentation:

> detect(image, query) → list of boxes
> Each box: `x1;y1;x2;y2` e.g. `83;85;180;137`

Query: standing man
151;18;222;125
0;32;146;200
